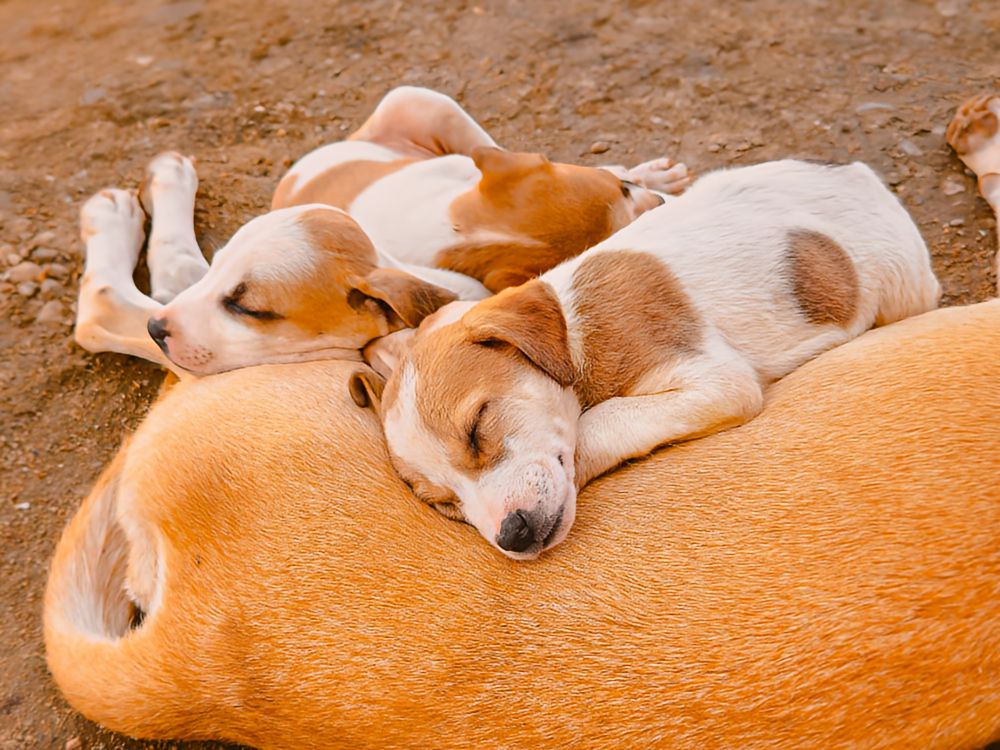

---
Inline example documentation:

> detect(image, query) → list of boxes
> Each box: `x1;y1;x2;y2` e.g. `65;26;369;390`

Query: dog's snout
147;316;170;351
496;510;536;553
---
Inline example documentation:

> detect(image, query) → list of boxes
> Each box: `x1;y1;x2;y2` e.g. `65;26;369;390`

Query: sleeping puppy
76;86;689;377
351;160;941;560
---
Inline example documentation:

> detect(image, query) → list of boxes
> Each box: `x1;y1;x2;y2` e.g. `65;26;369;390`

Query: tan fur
461;279;576;384
45;300;1000;749
272;159;418;211
348;267;459;329
386;323;531;491
438;147;635;291
571;250;702;408
786;229;859;326
238;209;388;341
434;239;574;292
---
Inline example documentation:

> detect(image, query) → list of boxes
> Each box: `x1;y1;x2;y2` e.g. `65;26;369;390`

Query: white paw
140;151;198;212
80;189;145;247
627;157;693;195
150;255;208;304
946;94;1000;179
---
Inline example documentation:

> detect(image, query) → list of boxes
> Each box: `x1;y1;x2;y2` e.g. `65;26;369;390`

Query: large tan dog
44;298;1000;749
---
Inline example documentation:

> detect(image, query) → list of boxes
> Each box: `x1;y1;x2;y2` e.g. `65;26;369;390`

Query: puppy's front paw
946;94;1000;181
627;157;693;195
80;189;145;247
140;151;198;213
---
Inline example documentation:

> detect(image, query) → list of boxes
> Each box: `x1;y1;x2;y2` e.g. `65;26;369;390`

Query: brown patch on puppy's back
786;229;859;327
571;251;701;408
439;150;634;289
272;159;417;211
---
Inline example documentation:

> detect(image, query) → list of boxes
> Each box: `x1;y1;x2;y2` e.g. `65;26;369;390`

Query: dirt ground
1;0;998;748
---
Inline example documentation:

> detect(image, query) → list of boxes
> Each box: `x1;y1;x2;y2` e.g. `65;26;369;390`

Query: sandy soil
1;1;998;748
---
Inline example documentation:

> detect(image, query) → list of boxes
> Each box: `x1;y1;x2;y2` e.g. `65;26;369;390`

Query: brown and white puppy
44;299;1000;750
75;87;689;376
355;160;942;559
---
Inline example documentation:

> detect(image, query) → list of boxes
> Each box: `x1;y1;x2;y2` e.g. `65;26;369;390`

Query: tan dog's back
46;301;1000;749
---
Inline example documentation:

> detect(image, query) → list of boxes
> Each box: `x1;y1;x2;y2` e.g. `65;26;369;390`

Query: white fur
75;87;686;378
350;154;482;265
143;152;209;303
282;140;402;188
386;159;942;559
384;361;579;559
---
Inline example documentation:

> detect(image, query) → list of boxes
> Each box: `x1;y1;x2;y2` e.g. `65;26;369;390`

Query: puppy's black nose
497;510;535;553
147;316;170;352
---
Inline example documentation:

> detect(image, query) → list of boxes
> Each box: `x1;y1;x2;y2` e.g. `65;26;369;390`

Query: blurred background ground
0;0;998;748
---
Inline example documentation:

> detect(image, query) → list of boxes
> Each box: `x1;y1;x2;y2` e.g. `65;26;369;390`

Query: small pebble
45;263;70;279
65;738;81;750
36;299;66;323
942;178;965;196
856;102;893;114
8;260;42;283
17;281;38;297
935;0;959;16
6;252;22;266
589;141;610;154
32;248;59;262
899;139;923;157
40;279;64;299
949;218;965;227
33;230;56;246
15;502;30;511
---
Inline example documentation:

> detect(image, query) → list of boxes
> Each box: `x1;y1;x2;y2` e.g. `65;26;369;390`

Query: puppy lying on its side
75;86;688;377
353;159;941;559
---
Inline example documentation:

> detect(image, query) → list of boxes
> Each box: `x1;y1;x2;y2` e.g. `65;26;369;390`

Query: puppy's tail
44;448;176;739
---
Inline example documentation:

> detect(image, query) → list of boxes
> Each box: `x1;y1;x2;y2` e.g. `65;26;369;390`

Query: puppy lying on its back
353;160;941;559
76;86;689;378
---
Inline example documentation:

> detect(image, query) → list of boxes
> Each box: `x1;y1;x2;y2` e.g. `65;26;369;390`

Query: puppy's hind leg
140;152;209;304
349;86;499;158
947;94;1000;293
76;189;182;374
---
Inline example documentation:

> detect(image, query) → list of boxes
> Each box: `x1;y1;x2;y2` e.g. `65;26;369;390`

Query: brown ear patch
786;229;859;327
349;268;458;330
348;368;385;410
272;158;417;211
470;147;549;186
462;280;576;386
571;251;701;408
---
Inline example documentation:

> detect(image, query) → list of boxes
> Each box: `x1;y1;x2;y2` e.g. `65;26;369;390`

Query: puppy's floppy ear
349;368;385;410
471;147;550;188
462;280;576;386
363;328;416;381
348;268;458;330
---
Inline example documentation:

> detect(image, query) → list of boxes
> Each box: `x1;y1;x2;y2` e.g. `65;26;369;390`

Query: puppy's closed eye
222;282;283;322
468;402;488;455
